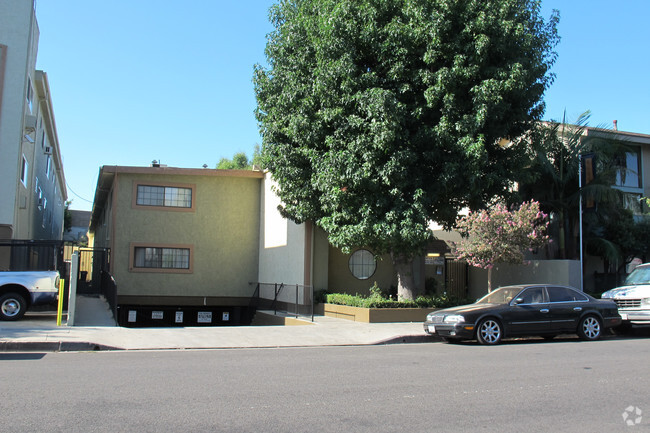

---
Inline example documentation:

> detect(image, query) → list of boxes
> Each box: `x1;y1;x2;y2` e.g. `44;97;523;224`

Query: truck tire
0;293;27;321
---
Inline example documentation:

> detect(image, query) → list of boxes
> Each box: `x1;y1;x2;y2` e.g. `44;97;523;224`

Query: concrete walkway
0;296;432;352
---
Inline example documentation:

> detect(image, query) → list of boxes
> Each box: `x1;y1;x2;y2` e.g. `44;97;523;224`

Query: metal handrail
249;282;314;322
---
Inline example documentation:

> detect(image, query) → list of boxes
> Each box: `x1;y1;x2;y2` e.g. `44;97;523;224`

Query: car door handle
574;307;582;312
540;309;549;313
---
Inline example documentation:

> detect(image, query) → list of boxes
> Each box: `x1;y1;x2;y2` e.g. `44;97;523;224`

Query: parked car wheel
0;293;27;321
578;315;602;341
476;318;502;345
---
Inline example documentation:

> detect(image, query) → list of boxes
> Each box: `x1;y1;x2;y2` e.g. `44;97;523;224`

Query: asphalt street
1;335;649;432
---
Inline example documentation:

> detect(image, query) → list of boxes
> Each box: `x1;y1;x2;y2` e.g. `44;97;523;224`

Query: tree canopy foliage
254;0;559;298
216;145;262;170
515;112;632;262
455;201;549;292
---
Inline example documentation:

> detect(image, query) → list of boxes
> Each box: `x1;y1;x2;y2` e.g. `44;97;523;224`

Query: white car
602;263;650;327
0;271;60;320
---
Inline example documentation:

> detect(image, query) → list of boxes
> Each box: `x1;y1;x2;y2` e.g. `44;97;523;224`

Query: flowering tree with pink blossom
455;201;550;292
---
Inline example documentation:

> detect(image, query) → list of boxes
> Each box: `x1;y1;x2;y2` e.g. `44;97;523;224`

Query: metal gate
76;248;110;295
445;259;468;299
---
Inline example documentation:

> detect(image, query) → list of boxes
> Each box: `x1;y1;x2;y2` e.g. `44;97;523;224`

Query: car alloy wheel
579;316;602;341
477;318;502;345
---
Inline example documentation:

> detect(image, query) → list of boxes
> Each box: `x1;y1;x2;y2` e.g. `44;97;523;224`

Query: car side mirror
513;298;524;305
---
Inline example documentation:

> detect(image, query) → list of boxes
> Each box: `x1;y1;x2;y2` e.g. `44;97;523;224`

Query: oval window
348;249;376;280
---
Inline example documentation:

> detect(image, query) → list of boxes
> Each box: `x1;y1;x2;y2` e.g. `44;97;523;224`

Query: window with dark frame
133;247;190;270
136;185;192;208
20;155;28;187
26;76;33;113
615;147;642;189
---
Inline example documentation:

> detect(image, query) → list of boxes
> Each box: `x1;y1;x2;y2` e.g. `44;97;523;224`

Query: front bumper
31;291;58;306
423;321;476;339
617;309;650;324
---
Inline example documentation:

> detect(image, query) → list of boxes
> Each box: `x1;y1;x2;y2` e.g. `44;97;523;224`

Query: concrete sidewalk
0;299;433;352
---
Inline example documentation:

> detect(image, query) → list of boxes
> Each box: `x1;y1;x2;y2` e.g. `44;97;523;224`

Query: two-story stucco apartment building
89;165;437;326
0;0;66;246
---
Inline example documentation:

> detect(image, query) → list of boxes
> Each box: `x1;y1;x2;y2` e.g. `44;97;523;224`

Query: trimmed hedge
324;292;473;309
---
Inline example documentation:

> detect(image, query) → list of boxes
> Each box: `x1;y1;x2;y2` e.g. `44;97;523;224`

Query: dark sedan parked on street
424;284;622;345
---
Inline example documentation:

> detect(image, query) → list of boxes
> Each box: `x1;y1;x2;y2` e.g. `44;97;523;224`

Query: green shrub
314;289;331;304
325;291;472;309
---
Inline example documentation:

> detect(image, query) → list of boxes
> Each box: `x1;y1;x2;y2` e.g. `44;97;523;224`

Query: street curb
0;341;121;352
375;334;440;345
0;334;435;352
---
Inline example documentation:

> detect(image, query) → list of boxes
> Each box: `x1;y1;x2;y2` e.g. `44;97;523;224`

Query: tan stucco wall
467;260;581;300
111;172;261;300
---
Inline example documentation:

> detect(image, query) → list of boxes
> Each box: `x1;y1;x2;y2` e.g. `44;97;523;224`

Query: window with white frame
133;246;190;270
136;185;193;208
46;155;51;179
20;156;28;187
348;249;376;280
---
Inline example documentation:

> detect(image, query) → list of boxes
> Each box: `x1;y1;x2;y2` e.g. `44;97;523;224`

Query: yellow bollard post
57;279;65;326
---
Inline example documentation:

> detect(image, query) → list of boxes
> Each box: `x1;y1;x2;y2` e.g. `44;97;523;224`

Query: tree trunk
391;252;418;300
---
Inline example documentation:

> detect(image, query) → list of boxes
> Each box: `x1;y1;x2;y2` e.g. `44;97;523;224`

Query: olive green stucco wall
311;227;330;291
327;246;397;296
112;172;261;301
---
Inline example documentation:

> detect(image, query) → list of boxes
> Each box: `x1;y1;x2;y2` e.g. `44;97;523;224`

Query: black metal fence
100;269;118;320
75;248;111;295
249;282;314;322
72;247;116;320
0;240;65;272
445;259;468;298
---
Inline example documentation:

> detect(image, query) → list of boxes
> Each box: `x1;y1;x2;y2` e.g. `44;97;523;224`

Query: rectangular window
136;184;193;208
26;76;33;113
20;156;28;187
130;244;193;273
615;147;642;189
46;155;51;179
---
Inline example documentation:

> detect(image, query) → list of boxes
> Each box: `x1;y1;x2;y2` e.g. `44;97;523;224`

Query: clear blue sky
34;0;650;211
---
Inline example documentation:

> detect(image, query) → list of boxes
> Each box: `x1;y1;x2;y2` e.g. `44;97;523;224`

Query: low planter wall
321;303;437;323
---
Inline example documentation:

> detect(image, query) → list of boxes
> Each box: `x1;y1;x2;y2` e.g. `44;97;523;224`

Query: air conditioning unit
24;115;37;133
44;146;52;155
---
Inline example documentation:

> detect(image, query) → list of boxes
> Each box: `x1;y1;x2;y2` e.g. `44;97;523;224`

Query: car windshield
624;266;650;285
476;287;523;304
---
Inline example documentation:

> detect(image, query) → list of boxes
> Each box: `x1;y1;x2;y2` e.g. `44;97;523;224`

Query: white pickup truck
0;271;60;320
602;263;650;328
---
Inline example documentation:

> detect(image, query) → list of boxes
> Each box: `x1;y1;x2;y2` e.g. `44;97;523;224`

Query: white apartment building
0;0;66;240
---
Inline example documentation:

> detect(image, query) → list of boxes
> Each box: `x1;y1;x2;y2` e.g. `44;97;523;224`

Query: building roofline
99;165;265;178
89;165;264;232
34;70;67;200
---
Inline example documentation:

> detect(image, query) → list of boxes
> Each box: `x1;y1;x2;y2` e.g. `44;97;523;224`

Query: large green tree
254;0;559;299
